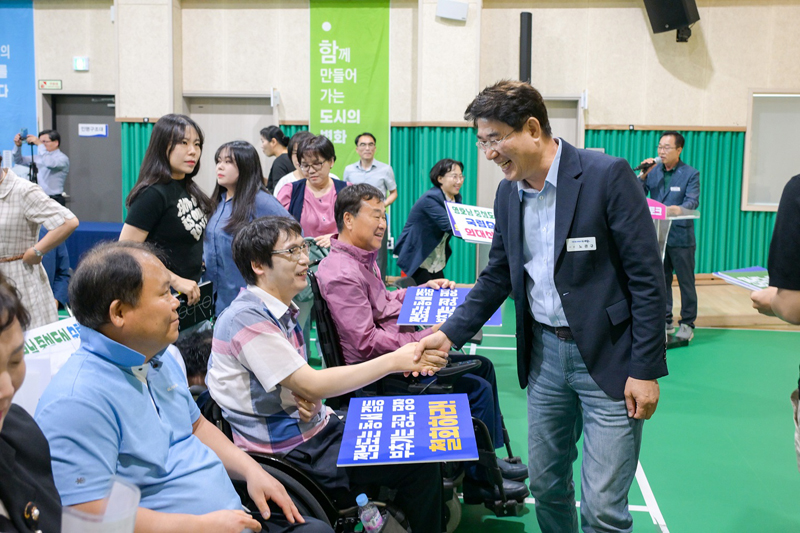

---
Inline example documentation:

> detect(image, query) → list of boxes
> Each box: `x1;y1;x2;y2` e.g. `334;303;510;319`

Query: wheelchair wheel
236;464;333;527
444;492;462;533
262;464;332;525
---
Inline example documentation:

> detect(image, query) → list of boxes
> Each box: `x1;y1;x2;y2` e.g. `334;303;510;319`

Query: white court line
521;499;649;513
464;345;516;351
636;461;669;533
483;333;517;338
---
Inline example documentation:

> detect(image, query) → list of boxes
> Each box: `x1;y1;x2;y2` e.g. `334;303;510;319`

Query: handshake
393;341;449;377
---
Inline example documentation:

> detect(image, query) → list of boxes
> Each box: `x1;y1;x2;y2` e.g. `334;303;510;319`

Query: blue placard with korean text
396;287;502;327
337;394;478;466
0;1;37;155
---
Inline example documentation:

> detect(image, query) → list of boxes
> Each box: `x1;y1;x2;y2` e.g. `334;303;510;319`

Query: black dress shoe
496;458;528;481
462;478;529;504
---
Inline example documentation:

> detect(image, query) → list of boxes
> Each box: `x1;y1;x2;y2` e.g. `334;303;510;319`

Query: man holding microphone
639;131;700;342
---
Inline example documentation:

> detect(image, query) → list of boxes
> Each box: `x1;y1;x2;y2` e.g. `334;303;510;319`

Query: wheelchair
202;398;418;532
307;272;528;519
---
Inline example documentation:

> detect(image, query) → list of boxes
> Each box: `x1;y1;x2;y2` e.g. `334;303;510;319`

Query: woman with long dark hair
0;272;62;532
394;158;465;285
120;114;213;305
260;126;294;193
204;140;292;315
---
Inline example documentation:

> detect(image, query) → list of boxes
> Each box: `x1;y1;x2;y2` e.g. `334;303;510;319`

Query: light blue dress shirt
12;145;69;196
518;138;568;327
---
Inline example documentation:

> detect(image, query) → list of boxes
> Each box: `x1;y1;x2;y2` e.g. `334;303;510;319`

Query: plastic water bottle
356;493;384;532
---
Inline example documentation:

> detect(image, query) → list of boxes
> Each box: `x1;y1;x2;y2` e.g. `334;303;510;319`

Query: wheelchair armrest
436;358;482;382
468;329;483;345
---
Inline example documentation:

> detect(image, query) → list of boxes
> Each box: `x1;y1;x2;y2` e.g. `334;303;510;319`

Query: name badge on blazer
566;237;596;252
670;186;681;192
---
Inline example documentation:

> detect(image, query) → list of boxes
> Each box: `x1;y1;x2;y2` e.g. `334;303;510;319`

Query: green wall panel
585;129;775;274
120;122;154;219
387;126;478;284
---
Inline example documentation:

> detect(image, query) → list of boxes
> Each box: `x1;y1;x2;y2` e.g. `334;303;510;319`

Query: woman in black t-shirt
260;125;294;193
120;114;213;305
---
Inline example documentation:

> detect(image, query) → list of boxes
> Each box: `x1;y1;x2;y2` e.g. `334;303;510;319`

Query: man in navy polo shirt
35;241;330;533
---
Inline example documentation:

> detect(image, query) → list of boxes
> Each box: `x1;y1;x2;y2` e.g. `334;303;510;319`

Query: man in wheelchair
35;241;330;532
206;216;448;533
315;184;528;497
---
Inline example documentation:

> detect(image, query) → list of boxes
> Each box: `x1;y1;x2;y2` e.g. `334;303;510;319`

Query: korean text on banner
310;0;390;168
446;203;496;244
0;1;37;154
337;394;478;466
397;287;502;327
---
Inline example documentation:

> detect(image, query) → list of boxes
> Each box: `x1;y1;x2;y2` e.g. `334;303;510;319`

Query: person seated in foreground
315;184;529;487
206;216;446;533
0;273;62;533
34;241;331;533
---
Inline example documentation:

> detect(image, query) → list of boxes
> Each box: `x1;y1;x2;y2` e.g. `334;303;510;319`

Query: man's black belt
540;323;574;341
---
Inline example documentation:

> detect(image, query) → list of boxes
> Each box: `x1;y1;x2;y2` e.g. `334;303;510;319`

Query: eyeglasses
657;145;675;152
358;142;375;148
271;241;310;261
444;173;465;182
299;161;328;172
476;130;515;152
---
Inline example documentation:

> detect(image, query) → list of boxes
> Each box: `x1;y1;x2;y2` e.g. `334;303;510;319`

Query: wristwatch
33;247;44;258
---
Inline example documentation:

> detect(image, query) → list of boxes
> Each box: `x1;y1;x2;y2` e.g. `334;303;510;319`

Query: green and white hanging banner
310;0;390;168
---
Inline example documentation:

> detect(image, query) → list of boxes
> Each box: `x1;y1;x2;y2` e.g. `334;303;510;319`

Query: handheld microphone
633;157;661;172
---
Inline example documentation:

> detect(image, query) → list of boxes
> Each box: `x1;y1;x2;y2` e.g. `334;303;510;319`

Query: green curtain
120;122;154;219
280;124;309;140
585;129;775;273
387;126;478;283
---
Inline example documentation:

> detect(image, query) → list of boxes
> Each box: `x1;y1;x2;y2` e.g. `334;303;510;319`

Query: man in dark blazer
416;81;668;533
639;132;700;341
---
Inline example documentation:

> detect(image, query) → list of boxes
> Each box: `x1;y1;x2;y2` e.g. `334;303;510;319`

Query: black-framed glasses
657;145;675;152
299;161;328;172
271;242;310;261
476;130;515;152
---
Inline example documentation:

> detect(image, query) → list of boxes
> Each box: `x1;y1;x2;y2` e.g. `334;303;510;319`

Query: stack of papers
713;266;769;291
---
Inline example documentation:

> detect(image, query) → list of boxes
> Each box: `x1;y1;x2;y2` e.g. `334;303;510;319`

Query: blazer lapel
554;142;583;262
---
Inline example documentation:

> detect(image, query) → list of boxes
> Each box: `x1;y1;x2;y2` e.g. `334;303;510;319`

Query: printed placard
446;203;495;244
337;394;478;466
713;266;769;291
397;287;502;327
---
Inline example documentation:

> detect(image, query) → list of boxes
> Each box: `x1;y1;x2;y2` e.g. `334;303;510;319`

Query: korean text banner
310;0;390;168
446;203;496;244
15;318;81;416
337;394;478;467
397;287;502;327
0;1;37;156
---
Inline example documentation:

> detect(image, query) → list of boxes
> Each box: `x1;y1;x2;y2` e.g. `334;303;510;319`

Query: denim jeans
527;325;643;533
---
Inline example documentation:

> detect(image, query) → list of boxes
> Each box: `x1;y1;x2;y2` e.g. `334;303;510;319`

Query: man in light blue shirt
13;129;70;204
343;133;397;277
35;241;327;533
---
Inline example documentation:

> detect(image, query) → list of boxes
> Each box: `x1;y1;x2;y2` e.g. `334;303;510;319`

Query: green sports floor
312;299;800;532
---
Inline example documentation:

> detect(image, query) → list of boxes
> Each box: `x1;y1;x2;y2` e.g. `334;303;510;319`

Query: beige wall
33;0;116;94
181;0;309;121
29;0;800;126
481;0;800;127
